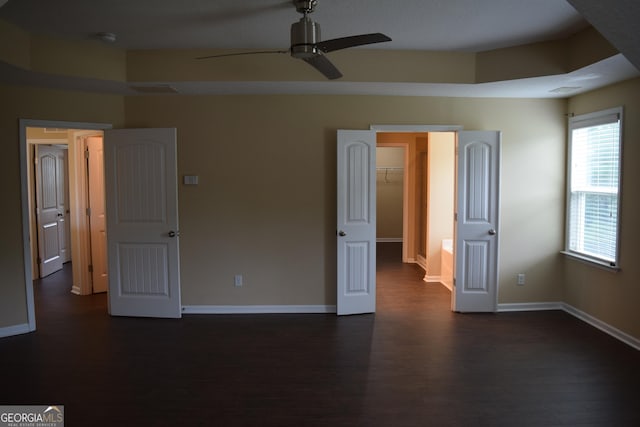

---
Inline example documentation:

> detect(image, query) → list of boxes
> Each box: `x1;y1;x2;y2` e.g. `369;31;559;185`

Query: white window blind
566;108;622;267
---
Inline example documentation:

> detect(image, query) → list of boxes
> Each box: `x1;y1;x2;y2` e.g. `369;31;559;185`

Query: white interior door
105;128;181;318
86;136;108;293
35;145;65;277
337;130;377;315
453;131;501;312
58;148;72;263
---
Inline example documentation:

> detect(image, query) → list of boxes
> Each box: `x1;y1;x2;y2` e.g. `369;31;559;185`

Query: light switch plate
183;175;198;185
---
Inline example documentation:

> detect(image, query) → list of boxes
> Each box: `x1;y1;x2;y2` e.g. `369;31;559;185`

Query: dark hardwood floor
1;243;639;426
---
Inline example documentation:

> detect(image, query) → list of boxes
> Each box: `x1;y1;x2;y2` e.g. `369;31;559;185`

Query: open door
86;136;108;293
34;145;66;277
453;131;501;312
337;130;377;315
104;128;181;318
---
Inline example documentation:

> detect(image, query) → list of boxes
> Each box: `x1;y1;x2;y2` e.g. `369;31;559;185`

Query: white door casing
453;131;501;312
86;136;108;293
35;145;65;277
105;128;182;318
337;130;377;315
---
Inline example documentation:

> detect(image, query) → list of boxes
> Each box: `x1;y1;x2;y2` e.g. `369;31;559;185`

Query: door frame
19;119;112;332
28;138;69;280
371;125;463;263
376;142;410;263
369;125;467;307
70;130;107;295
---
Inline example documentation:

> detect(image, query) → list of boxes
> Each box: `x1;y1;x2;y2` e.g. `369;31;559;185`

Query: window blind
567;111;621;264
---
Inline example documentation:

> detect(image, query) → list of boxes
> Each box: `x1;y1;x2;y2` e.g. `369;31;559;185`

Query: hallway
1;244;639;426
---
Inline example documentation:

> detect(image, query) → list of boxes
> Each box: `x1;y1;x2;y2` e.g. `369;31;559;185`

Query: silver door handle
338;230;347;237
488;229;496;235
168;230;180;238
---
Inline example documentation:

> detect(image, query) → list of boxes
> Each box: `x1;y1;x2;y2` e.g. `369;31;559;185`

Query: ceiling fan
197;0;392;80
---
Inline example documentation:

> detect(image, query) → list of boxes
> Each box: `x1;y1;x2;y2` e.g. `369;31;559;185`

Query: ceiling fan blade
303;54;343;80
316;33;392;53
196;50;287;60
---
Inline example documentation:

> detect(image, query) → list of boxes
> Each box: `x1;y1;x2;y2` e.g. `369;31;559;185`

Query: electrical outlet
234;275;243;287
517;273;525;285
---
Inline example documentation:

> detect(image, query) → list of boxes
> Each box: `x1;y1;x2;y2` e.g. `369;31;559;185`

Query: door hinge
454;212;458;222
37;257;42;264
85;149;90;159
88;264;93;273
453;278;456;287
86;207;91;216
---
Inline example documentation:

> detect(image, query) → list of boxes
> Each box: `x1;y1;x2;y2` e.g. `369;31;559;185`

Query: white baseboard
0;323;31;338
71;285;82;295
562;303;640;351
439;280;453;292
376;238;403;243
424;275;441;283
182;305;337;315
497;301;640;351
497;302;564;312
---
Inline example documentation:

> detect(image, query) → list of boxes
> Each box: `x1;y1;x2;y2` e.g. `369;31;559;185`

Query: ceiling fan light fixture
196;0;391;81
290;16;320;59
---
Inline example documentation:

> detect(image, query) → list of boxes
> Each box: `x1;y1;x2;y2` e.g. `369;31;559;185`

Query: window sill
560;251;621;272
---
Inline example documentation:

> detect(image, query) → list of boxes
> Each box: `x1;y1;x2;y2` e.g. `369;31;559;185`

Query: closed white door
453;131;501;312
104;128;181;318
86;136;108;293
337;130;377;315
35;146;65;277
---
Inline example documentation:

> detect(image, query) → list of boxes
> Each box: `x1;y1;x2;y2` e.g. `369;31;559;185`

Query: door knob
338;230;347;237
168;230;180;238
488;229;496;235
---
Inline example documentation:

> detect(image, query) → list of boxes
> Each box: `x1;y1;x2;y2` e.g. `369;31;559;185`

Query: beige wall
376;147;404;239
0;84;124;328
123;94;567;308
565;78;640;339
426;133;455;276
12;82;639;337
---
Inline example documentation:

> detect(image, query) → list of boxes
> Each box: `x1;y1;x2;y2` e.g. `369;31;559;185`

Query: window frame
563;106;623;270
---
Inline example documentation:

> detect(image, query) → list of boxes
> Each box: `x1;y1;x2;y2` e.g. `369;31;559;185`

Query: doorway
20;119;112;331
27;126;107;293
29;135;71;279
375;132;455;291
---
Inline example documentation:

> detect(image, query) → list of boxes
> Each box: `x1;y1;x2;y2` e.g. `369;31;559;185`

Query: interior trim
0;323;31;339
182;305;337;314
498;302;640;351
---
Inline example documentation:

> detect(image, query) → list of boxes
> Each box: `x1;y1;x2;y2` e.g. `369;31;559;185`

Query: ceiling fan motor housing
291;16;320;59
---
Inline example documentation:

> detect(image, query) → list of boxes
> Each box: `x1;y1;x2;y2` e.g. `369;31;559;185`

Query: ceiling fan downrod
294;0;317;15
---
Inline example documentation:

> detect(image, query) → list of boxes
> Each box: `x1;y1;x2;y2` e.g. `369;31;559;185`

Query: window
565;107;622;268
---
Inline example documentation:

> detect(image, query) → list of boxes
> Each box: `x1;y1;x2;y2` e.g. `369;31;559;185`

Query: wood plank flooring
1;243;639;426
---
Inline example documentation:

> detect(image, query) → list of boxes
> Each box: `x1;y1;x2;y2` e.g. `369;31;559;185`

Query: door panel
453;131;500;312
105;128;181;318
57;148;71;263
337;130;376;315
35;146;64;277
87;136;108;293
